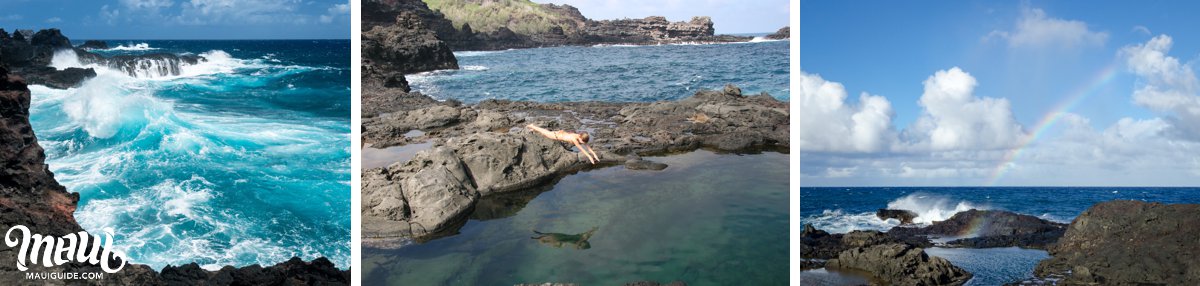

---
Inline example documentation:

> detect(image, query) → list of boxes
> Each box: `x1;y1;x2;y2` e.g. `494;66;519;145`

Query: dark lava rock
18;66;97;89
799;259;825;271
624;157;668;171
801;224;932;260
876;208;918;224
29;28;71;49
1033;200;1200;285
888;209;1067;249
765;26;790;40
78;40;109;49
361;8;458;75
826;243;972;286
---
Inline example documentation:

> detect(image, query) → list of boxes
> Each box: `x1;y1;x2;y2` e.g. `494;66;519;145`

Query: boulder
361;9;459;74
77;40;109;49
826;243;972;286
765;26;790;40
1033;200;1200;285
876;208;918;224
30;28;71;49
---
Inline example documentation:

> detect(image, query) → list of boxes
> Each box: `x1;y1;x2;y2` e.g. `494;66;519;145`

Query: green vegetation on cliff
422;0;581;35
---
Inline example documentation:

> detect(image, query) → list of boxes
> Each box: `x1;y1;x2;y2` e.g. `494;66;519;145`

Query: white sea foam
886;193;987;224
804;193;988;233
454;50;500;57
748;36;785;43
106;43;158;51
462;65;489;71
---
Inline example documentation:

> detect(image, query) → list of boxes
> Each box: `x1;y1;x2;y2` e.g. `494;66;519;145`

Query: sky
801;1;1200;186
537;0;790;34
0;0;350;39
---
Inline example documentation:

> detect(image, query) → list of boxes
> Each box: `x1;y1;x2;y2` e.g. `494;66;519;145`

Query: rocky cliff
1033;200;1200;285
365;0;753;52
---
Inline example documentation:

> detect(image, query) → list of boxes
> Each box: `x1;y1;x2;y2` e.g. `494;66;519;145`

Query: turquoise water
363;150;789;285
410;40;790;103
28;40;350;270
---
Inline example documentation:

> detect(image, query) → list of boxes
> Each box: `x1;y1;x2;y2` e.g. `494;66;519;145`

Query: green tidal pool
363;150;789;285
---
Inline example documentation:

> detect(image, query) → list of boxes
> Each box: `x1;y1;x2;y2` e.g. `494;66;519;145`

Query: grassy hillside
423;0;578;35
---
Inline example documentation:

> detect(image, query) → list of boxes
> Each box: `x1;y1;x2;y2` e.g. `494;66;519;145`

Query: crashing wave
803;193;988;233
104;43;157;51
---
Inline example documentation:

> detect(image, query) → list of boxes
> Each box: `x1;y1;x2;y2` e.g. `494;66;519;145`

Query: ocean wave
454;50;501;57
462;65;489;71
804;193;989;233
748;37;785;43
103;43;158;51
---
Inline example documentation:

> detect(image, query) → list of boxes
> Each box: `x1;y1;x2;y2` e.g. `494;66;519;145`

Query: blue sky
801;1;1200;186
538;0;790;34
0;0;350;39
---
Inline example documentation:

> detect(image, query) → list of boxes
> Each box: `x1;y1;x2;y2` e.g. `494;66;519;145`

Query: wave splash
104;43;158;51
31;46;351;270
804;193;988;233
51;49;251;79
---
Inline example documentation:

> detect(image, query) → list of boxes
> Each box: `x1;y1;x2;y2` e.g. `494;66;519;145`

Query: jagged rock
826;243;973;286
876;208;918;224
362;9;458;74
1033;200;1200;285
29;28;71;49
77;40;109;49
765;26;790;40
888;209;1067;249
18;66;97;89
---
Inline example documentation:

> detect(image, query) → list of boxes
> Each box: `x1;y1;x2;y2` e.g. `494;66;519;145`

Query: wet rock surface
1033;200;1200;285
2;51;349;285
876;208;917;224
825;243;973;286
888;209;1067;249
77;40;108;50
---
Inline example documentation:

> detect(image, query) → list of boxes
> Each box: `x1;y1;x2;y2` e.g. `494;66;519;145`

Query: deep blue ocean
28;40;350;270
409;39;789;103
801;187;1200;285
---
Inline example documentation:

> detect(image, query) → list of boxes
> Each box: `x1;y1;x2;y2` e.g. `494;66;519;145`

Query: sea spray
29;40;351;270
886;193;986;224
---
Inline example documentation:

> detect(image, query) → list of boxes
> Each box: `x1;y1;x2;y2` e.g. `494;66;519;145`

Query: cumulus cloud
798;73;896;153
121;0;175;11
986;7;1108;49
320;3;350;24
1120;34;1200;139
175;0;305;25
906;67;1026;150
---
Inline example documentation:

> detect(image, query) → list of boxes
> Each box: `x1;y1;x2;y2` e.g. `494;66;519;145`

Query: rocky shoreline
364;0;780;52
803;200;1200;285
1;31;349;283
361;0;789;243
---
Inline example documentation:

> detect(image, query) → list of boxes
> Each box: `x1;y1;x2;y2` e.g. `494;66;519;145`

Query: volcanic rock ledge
361;85;789;240
1033;200;1200;285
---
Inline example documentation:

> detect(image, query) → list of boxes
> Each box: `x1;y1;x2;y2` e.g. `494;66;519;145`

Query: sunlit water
29;40;350;270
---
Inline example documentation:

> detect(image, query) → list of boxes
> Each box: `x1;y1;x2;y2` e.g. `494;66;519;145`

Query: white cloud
906;67;1026;150
797;72;896;153
986;7;1107;49
0;14;23;21
45;17;62;23
1120;34;1200;139
320;3;349;24
121;0;175;11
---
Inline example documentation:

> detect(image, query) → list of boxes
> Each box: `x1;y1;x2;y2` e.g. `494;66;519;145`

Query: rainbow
987;61;1122;185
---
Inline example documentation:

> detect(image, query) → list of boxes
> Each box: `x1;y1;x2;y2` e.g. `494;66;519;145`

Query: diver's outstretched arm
583;144;599;163
573;141;596;164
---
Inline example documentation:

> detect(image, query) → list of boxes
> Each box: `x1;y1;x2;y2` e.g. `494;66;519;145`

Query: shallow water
362;141;433;169
364;150;788;285
411;41;790;103
926;247;1049;286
